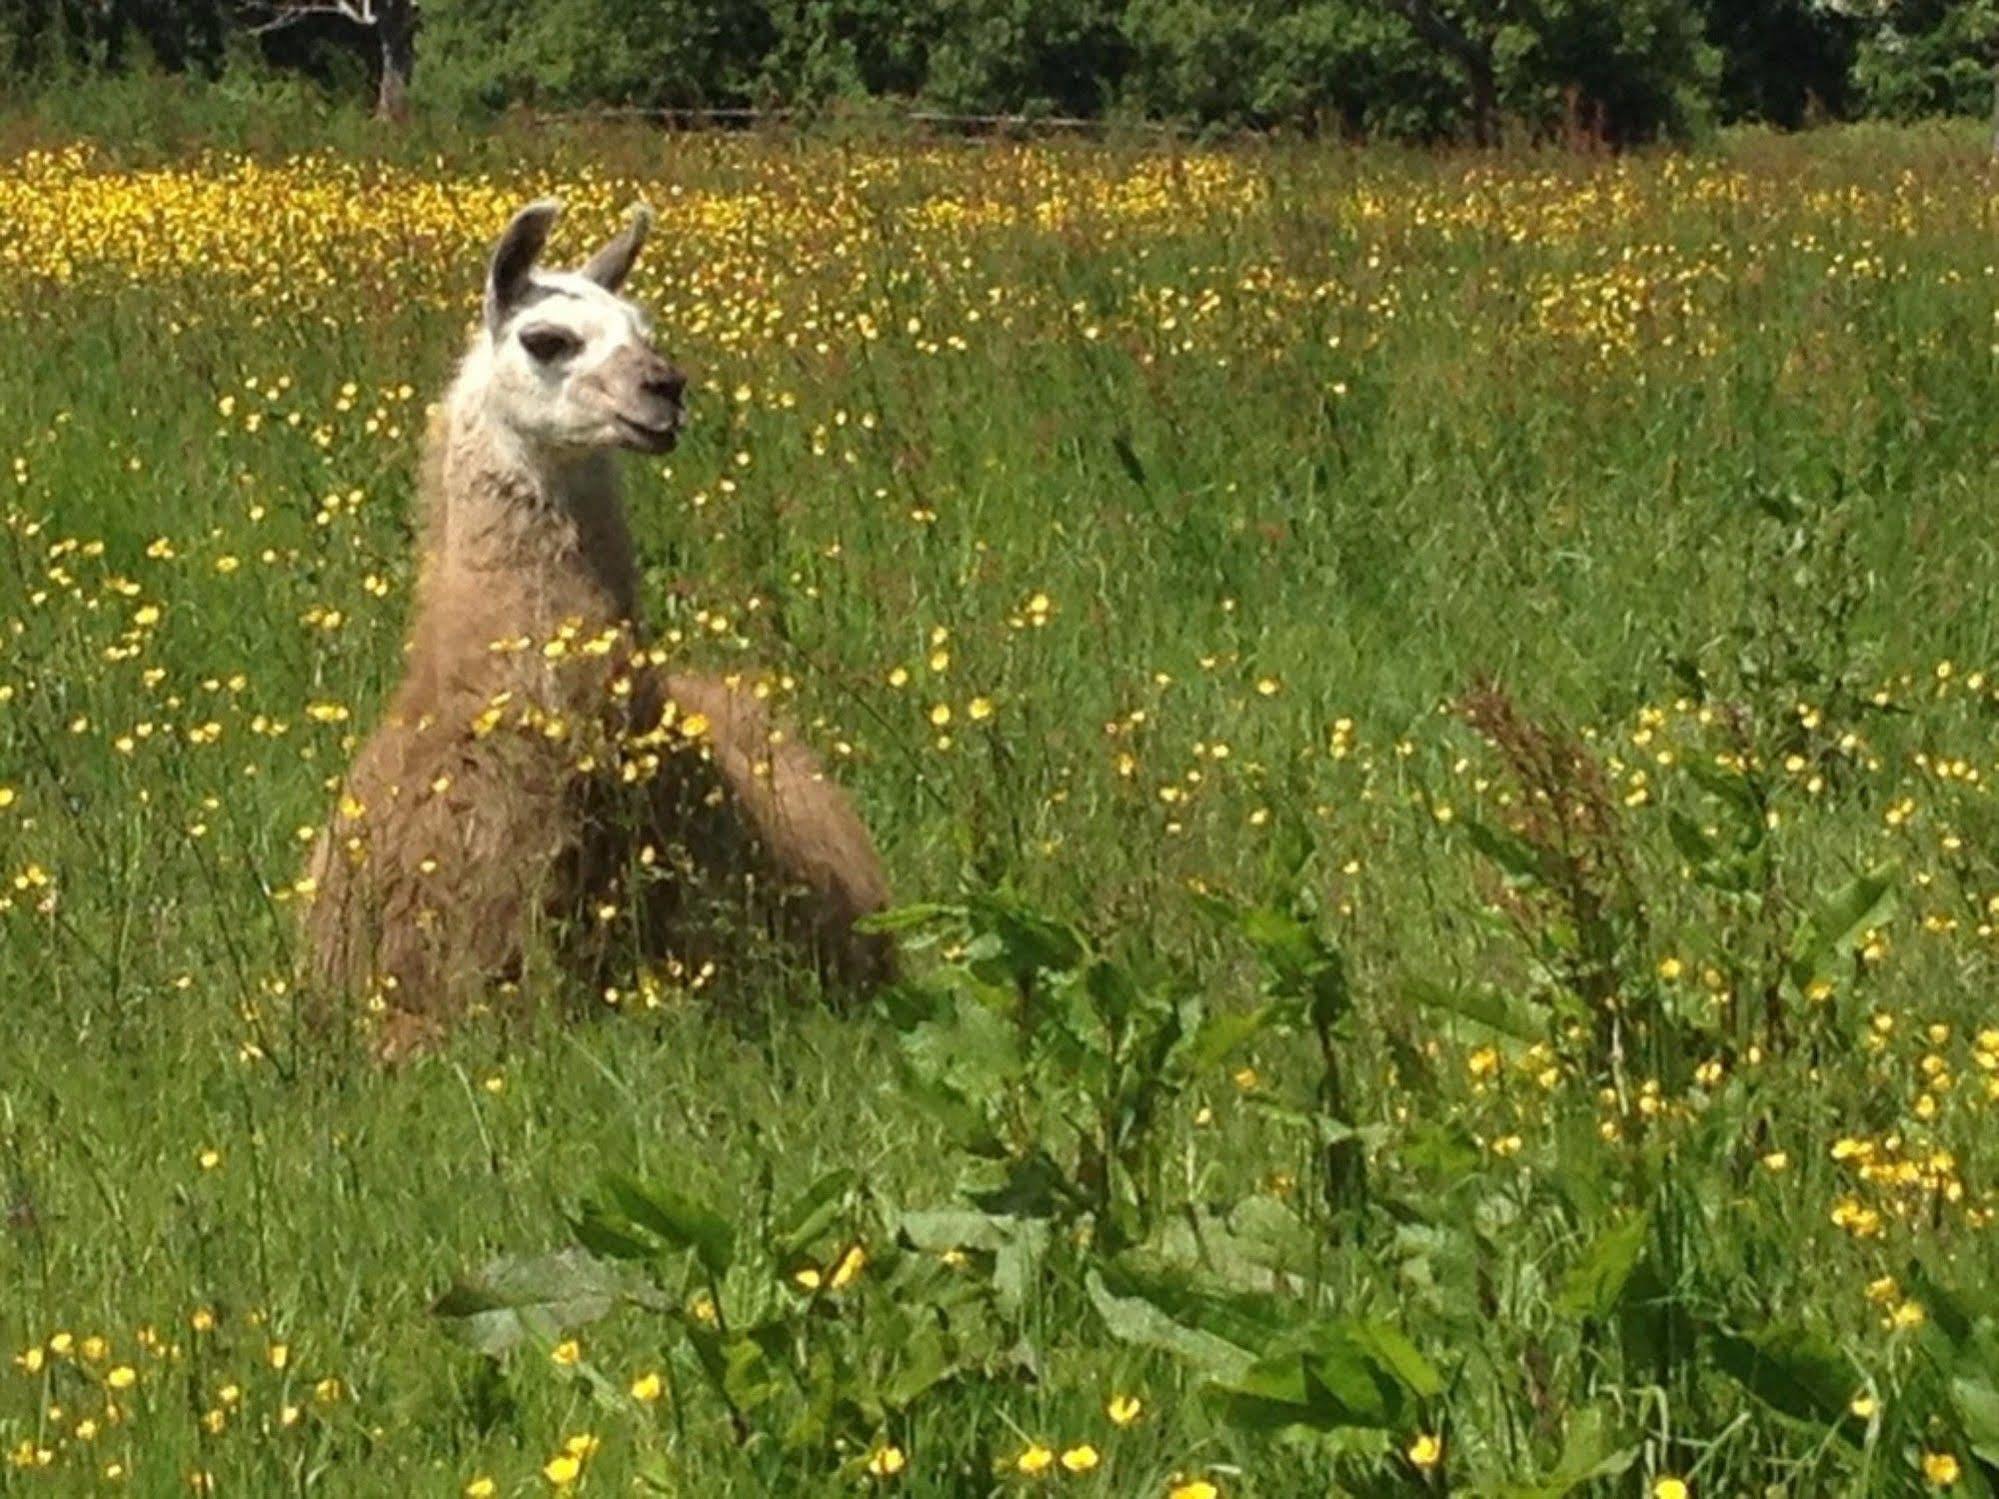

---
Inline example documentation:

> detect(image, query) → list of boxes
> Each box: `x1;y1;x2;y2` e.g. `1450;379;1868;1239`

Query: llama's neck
412;398;642;652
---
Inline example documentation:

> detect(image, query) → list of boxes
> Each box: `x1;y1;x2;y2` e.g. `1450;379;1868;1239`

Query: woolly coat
304;365;890;1055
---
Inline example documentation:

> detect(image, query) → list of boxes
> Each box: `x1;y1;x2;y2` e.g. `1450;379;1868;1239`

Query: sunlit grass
5;122;1999;1493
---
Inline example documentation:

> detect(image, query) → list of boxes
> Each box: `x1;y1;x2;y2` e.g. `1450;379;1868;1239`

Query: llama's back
302;685;582;1036
647;670;894;987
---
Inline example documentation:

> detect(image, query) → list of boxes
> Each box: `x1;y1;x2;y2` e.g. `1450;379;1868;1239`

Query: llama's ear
485;199;561;334
579;203;652;293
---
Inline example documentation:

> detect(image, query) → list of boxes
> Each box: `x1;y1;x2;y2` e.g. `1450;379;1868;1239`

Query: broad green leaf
892;1065;994;1149
1300;1340;1398;1428
1211;1353;1319;1430
1212;1320;1440;1433
1403;976;1548;1045
1498;1405;1638;1497
1180;1004;1274;1073
1085;1270;1256;1383
1555;1212;1649;1320
569;1204;655;1262
1710;1323;1858;1432
899;991;1022;1098
897;1208;1017;1253
681;1318;729;1393
1084;958;1143;1027
1292;1319;1440;1430
1344;1320;1442;1399
1236;905;1320;974
966;1152;1072;1218
881;1323;953;1409
1245;1100;1383;1152
1953;1377;1999;1468
993;1219;1051;1318
771;1169;856;1258
974;893;1087;976
1226;1196;1319;1278
1097;1259;1295;1352
721;1333;781;1414
1554;1406;1639;1486
781;1347;838;1452
1788;861;1898;991
603;1173;735;1278
432;1249;630;1356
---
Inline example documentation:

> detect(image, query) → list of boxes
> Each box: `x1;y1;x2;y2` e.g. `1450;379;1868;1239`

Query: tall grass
3;120;1999;1493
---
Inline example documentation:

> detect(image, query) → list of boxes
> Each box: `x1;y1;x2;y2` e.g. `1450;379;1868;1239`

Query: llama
304;200;891;1058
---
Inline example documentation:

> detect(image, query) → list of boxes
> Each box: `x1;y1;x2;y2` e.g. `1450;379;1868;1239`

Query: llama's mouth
616;412;681;453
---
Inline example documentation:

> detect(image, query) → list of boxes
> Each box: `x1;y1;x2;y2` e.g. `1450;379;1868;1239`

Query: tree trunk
375;0;414;122
1468;52;1499;148
1389;0;1501;147
1990;48;1999;160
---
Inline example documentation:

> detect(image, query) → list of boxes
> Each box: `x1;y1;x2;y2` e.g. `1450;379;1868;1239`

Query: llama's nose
644;364;687;405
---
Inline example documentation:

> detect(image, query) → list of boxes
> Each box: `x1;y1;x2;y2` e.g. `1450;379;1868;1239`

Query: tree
244;0;415;118
1701;0;1858;126
1819;0;1999;150
1377;0;1715;144
418;0;777;116
1381;0;1503;142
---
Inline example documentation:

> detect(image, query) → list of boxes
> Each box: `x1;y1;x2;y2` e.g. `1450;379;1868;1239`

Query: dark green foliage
0;0;228;80
1491;0;1721;143
924;0;1130;118
1117;1;1461;136
1852;0;1999;121
1702;0;1859;126
420;0;778;114
5;0;1998;140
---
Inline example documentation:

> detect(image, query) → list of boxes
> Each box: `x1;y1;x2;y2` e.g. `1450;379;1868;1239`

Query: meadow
4;116;1999;1495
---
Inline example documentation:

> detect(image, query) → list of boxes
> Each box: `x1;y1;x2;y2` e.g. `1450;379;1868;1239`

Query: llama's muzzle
615;357;687;451
616;357;686;452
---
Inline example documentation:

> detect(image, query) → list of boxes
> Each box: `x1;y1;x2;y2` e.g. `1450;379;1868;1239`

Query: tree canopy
2;0;1995;141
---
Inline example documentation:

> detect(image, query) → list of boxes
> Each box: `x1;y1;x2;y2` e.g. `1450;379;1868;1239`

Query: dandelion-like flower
1017;1443;1054;1476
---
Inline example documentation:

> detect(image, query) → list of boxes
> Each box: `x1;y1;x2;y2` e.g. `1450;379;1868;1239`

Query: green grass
5;120;1999;1494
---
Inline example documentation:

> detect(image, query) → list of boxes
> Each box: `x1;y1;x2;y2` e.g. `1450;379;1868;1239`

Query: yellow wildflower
543;1453;581;1487
1017;1443;1055;1475
830;1244;867;1289
1924;1453;1961;1488
1060;1445;1100;1473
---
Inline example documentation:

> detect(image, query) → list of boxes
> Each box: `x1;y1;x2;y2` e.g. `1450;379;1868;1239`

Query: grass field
6;117;1999;1495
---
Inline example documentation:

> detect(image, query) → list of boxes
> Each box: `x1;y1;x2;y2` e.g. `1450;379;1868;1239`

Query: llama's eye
519;326;579;363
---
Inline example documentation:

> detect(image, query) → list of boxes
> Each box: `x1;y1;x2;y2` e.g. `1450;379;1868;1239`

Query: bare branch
242;0;378;34
1384;0;1487;74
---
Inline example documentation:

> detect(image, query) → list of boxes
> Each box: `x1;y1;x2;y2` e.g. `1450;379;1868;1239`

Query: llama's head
473;199;687;456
